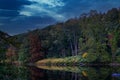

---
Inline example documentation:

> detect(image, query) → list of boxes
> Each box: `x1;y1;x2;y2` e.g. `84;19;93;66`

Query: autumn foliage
6;45;17;61
29;33;44;62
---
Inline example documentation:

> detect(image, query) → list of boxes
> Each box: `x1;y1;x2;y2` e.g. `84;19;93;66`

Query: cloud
0;0;31;18
19;0;66;21
19;11;32;16
28;0;65;7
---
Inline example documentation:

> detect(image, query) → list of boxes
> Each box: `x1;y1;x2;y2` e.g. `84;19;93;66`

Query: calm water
0;64;120;80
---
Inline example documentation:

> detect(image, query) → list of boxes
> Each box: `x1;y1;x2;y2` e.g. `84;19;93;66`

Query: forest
0;8;120;65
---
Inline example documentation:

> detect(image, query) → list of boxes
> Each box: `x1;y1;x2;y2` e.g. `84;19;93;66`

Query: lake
0;64;120;80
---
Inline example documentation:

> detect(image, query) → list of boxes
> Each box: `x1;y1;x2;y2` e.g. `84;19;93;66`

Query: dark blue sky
0;0;120;35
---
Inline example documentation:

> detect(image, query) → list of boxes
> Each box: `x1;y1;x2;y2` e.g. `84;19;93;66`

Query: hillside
1;8;120;64
0;30;20;63
0;31;11;61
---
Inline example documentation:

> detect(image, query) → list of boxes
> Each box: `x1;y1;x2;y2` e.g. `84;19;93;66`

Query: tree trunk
70;40;74;56
74;33;78;56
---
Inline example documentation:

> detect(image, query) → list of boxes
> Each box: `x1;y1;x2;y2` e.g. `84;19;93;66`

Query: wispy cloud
19;0;66;21
28;0;65;7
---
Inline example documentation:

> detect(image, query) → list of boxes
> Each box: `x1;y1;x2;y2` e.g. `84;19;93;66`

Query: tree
18;37;30;63
6;44;17;62
29;33;44;62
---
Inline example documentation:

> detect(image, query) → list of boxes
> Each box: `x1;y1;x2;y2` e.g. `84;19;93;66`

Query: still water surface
0;64;120;80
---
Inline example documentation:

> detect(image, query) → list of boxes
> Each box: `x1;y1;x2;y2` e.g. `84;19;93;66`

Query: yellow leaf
82;71;87;76
82;52;88;58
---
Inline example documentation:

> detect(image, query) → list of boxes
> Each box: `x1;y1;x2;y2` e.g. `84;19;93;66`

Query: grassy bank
35;55;120;66
36;55;89;66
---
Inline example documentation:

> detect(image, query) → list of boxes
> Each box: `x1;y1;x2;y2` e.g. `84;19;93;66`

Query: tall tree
29;33;44;62
6;44;17;62
18;37;30;63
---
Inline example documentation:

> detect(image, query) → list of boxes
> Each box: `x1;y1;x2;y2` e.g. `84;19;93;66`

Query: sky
0;0;120;35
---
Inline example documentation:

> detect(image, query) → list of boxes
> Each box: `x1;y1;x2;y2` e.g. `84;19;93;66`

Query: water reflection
28;66;46;80
0;64;120;80
0;64;29;80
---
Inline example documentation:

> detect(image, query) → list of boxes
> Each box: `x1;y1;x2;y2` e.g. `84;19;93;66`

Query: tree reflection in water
0;64;120;80
0;64;29;80
28;66;46;80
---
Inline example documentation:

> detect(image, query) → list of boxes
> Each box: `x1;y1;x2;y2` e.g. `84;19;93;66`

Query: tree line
0;8;120;63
